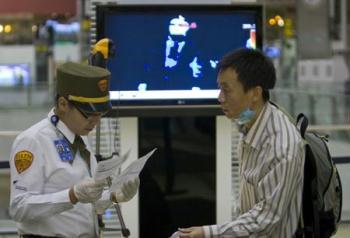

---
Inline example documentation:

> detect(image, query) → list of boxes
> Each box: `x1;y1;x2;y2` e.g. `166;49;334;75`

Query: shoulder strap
296;113;308;139
269;100;296;124
269;101;309;140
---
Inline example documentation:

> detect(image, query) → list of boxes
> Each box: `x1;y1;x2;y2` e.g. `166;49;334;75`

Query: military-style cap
57;62;112;113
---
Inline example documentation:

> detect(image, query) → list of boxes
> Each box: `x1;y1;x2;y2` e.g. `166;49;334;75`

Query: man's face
217;68;251;119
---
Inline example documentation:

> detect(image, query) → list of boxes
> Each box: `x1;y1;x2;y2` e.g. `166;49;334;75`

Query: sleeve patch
14;150;34;174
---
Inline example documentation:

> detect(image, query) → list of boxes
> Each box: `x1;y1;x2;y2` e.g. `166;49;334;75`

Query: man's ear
250;86;263;103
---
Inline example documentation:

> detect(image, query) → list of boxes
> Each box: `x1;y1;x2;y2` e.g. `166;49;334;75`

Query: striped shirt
203;102;305;238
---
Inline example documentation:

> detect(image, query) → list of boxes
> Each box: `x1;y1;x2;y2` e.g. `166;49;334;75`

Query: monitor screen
96;5;262;115
0;63;30;87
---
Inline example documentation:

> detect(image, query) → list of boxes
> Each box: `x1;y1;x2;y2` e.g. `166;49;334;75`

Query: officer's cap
57;62;112;113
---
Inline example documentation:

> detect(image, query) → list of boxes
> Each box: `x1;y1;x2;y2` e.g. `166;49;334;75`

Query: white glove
94;192;113;214
112;177;140;203
73;178;106;203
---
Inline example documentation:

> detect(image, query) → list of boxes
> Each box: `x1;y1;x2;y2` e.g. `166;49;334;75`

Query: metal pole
107;177;130;237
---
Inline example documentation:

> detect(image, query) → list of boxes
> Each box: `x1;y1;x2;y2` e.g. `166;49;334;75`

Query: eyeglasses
75;106;106;119
68;100;108;119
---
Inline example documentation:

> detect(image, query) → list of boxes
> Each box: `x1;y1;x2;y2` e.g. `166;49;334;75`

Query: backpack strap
269;101;296;122
270;101;308;139
294;215;305;238
296;113;321;238
296;113;308;139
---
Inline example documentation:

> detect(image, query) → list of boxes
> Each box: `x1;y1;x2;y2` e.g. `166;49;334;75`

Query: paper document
109;148;157;192
94;150;130;181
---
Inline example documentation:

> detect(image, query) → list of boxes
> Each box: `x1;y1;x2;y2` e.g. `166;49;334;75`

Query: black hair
54;94;59;107
217;48;276;101
55;94;73;108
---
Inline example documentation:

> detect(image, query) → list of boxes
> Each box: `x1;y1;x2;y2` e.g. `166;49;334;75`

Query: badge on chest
54;139;74;162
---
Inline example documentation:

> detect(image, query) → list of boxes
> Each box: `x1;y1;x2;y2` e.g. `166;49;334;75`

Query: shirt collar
48;108;76;144
243;102;272;149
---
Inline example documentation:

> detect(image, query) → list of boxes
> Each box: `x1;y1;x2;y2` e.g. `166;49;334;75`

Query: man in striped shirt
175;48;305;238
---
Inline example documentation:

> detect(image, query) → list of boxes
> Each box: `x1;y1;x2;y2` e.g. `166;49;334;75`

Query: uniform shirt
9;109;100;238
203;102;305;238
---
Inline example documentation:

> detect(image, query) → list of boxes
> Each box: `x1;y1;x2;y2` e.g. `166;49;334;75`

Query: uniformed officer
9;62;139;238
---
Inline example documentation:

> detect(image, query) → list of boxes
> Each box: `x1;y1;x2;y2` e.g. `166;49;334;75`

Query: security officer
9;62;139;238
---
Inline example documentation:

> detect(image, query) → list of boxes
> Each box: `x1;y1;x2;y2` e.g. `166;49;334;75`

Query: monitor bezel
96;4;263;117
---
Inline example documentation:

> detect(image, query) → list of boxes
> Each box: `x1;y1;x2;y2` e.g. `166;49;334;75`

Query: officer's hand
111;177;140;203
69;178;106;204
95;199;112;214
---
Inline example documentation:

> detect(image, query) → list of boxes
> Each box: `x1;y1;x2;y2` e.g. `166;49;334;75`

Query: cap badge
14;150;34;174
97;79;108;92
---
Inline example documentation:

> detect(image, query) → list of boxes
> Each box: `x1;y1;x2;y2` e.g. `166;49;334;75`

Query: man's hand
111;177;140;203
69;178;106;204
177;226;205;238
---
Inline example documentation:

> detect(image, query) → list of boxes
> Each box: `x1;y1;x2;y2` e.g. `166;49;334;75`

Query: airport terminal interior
0;0;349;237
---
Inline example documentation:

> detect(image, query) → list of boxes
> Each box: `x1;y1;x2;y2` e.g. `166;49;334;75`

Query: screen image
0;63;30;87
96;5;262;112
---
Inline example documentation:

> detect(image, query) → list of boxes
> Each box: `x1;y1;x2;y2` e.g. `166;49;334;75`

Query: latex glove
111;177;140;203
70;178;106;204
94;192;113;214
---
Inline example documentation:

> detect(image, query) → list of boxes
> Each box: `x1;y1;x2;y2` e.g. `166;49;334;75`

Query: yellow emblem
14;150;34;174
97;79;108;92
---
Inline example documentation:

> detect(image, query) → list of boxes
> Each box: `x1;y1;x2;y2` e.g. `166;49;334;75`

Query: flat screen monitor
96;4;262;116
0;63;30;87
